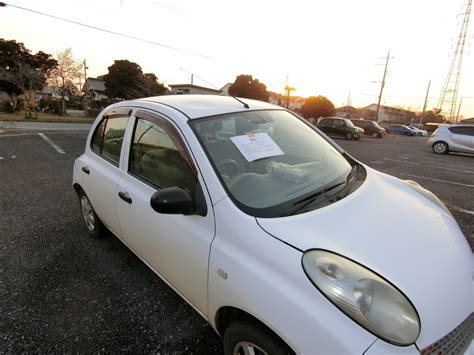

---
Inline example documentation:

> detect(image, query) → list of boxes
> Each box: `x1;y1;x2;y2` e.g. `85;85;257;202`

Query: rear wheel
432;141;449;154
79;190;105;238
224;319;293;355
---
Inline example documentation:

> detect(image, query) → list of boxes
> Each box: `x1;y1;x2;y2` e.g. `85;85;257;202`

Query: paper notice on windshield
230;133;284;162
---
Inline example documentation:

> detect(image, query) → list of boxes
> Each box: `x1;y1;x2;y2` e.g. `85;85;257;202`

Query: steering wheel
216;159;238;180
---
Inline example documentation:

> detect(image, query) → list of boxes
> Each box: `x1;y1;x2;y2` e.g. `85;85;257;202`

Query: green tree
0;39;57;114
228;74;269;102
142;72;168;97
421;109;446;124
50;48;82;115
103;60;167;100
300;96;335;119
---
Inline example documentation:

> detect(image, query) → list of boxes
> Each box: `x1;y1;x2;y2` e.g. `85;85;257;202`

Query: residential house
268;92;306;111
169;84;222;95
335;106;358;119
83;77;108;100
360;104;416;125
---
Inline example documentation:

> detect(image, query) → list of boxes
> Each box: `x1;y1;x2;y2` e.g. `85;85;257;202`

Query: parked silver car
427;124;474;154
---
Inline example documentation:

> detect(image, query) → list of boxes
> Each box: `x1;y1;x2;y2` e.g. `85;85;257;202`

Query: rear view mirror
150;183;207;216
150;187;196;215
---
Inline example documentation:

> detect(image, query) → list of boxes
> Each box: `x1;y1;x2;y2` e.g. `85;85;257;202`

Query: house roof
169;84;222;94
86;78;106;92
363;104;415;114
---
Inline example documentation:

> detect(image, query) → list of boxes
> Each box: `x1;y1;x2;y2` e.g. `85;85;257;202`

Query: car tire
223;319;294;355
432;141;449;155
79;189;105;238
405;132;411;136
346;132;354;140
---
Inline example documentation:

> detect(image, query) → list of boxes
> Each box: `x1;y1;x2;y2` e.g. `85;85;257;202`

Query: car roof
134;95;281;120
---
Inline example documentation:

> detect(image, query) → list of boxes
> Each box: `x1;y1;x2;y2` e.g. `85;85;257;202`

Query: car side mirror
150;184;207;216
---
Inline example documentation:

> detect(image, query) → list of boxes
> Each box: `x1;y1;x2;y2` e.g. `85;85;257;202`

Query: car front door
116;109;215;315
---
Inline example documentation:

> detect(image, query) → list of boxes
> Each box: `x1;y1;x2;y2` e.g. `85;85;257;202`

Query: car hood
256;167;473;348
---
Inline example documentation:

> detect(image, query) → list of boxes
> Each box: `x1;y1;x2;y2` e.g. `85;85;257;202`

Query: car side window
319;119;330;127
449;126;472;136
465;127;474;136
90;113;129;166
129;115;197;196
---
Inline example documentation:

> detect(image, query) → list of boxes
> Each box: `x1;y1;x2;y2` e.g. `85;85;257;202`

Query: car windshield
371;121;381;128
345;119;355;127
191;110;355;217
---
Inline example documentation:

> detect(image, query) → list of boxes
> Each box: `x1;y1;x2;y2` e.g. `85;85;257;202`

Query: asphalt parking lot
1;130;473;352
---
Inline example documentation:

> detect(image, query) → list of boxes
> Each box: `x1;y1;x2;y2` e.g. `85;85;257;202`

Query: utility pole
345;91;351;118
375;50;393;122
83;59;88;110
456;97;463;122
420;80;431;124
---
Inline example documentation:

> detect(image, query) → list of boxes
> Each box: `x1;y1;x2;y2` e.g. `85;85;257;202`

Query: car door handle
118;191;132;204
82;166;90;174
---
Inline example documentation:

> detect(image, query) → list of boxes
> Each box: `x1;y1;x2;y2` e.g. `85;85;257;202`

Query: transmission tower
437;0;472;121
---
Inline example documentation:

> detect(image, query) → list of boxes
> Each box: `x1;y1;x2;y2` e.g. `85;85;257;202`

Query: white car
73;95;473;354
428;124;474;154
408;126;429;137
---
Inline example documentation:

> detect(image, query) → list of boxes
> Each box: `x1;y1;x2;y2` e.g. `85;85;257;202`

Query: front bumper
421;313;474;354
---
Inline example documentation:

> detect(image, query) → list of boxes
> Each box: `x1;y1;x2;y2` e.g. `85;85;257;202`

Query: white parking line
398;173;474;188
384;158;419;165
0;131;87;138
445;204;474;216
38;133;65;154
426;165;474;175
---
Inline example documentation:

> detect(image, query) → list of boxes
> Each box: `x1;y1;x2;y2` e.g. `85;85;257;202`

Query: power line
0;2;212;60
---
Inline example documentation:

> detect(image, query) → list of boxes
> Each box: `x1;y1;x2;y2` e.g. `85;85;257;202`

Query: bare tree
0;63;44;118
50;48;82;115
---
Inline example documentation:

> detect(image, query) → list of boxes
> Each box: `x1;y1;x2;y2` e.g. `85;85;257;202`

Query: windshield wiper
283;165;358;217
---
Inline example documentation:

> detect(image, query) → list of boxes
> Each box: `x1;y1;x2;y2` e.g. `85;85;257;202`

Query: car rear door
116;109;215;315
81;107;131;236
448;126;473;152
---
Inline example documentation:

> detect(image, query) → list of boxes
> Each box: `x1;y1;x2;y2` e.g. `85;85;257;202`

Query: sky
1;0;473;118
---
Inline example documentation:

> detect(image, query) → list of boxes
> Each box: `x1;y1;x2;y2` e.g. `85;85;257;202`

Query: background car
427;124;474;154
351;119;385;138
317;117;364;140
386;124;415;136
408;126;429;136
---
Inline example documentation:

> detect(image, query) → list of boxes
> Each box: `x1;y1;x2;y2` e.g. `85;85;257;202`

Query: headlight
403;180;454;219
302;250;420;346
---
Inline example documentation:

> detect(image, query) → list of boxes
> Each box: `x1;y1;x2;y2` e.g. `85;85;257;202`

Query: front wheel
432;141;449;154
345;132;354;140
224;319;294;355
372;132;378;138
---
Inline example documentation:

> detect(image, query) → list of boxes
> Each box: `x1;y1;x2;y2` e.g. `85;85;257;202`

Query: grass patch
0;112;94;123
